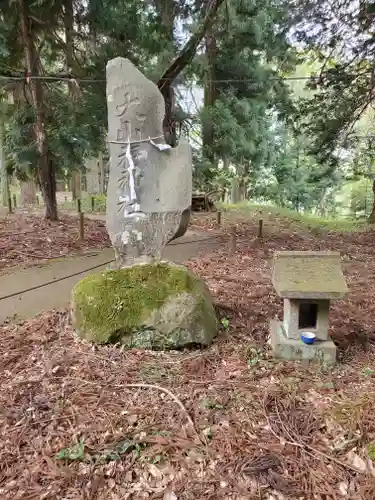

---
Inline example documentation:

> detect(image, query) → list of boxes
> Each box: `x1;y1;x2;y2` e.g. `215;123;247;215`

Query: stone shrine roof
272;251;348;300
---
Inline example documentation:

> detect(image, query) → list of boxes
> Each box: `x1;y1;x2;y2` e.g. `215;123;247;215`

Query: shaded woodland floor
0;213;110;271
1;212;375;499
0;211;219;271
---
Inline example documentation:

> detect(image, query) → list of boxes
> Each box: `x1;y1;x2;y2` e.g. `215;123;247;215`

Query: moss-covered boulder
71;262;218;349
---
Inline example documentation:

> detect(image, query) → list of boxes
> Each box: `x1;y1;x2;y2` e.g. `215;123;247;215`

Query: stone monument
270;251;348;364
106;57;192;268
70;57;218;350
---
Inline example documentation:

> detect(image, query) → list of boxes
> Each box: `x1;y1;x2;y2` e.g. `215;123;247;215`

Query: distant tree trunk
1;172;8;208
231;177;240;204
223;156;230;169
87;0;98;55
368;179;375;223
71;172;81;200
221;156;230;202
157;0;224;146
318;187;328;217
154;0;177;145
98;153;105;194
0;116;9;207
238;161;249;201
19;0;58;219
238;180;247;201
20;180;37;206
64;0;76;84
64;0;83;201
202;12;216;164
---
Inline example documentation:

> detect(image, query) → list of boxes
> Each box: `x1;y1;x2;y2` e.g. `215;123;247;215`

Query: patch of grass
361;367;374;377
56;438;149;464
229;389;255;408
220;317;230;330
97;441;148;463
328;394;375;435
150;453;164;464
280;376;302;390
60;193;107;213
200;398;225;410
56;440;85;461
245;345;265;367
221;202;368;233
138;361;182;382
368;441;375;461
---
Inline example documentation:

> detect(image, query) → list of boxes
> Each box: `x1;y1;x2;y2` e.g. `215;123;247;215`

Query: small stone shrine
270;251;348;364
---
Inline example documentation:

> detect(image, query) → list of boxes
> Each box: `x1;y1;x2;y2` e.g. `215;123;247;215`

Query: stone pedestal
270;320;337;365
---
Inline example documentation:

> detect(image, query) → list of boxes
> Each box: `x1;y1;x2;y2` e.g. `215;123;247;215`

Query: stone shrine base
270;320;337;365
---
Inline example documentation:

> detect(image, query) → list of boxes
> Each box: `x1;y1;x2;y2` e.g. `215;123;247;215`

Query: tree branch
157;0;225;92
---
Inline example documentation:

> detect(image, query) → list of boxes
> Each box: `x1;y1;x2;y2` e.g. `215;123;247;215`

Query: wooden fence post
229;226;236;254
79;212;84;241
7;195;12;214
216;210;222;226
258;219;263;239
12;193;16;209
91;195;95;212
77;198;84;240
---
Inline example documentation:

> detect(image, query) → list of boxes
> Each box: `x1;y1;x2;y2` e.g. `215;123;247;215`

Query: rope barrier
0;74;364;84
0;234;224;301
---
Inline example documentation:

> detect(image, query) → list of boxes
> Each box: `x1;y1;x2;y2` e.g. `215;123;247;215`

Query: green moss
61;193;107;213
368;442;375;461
71;262;217;347
273;254;347;297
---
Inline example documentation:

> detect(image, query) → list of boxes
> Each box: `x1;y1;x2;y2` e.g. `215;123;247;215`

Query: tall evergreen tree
292;0;375;218
0;0;225;218
195;0;294;196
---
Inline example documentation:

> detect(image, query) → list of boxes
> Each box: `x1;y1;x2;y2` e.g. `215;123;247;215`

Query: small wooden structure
270;251;348;364
192;191;217;212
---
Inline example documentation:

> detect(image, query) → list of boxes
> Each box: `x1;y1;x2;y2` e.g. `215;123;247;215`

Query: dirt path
0;230;222;323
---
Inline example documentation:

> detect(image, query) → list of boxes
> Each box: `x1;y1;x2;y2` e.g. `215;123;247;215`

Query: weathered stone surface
272;251;348;299
270;320;336;365
71;262;218;349
168;207;191;242
106;57;192;268
283;298;330;341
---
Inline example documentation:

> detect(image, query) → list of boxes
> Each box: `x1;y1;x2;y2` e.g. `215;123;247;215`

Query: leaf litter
1;213;375;498
0;213;110;271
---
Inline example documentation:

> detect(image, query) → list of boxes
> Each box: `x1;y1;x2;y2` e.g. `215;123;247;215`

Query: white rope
107;135;164;144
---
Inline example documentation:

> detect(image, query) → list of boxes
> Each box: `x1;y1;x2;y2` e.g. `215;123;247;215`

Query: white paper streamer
149;137;171;151
125;141;137;202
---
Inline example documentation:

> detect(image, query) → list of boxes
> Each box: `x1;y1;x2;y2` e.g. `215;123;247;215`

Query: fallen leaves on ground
1;213;375;498
0;214;110;270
